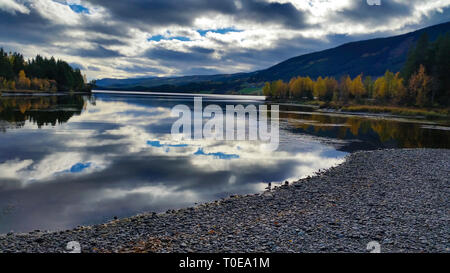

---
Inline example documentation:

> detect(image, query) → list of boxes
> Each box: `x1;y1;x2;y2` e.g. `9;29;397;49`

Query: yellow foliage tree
17;70;31;90
288;77;302;99
314;76;326;100
262;82;271;97
350;75;366;100
31;78;42;90
338;76;352;102
408;65;432;107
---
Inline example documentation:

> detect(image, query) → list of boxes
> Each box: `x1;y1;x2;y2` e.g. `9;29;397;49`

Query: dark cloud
223;35;329;68
0;0;449;78
240;0;307;28
115;64;165;74
0;8;64;45
144;46;215;65
87;0;308;29
183;67;222;75
87;37;127;46
88;65;101;71
69;62;86;70
190;46;215;54
72;45;123;58
87;0;237;27
336;0;413;24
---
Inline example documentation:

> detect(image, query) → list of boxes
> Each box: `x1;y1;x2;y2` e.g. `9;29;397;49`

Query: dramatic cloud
0;0;449;80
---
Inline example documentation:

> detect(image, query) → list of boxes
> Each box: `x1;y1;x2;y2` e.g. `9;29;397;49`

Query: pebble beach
0;149;448;253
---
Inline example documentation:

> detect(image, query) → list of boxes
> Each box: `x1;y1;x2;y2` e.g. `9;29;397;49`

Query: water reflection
0;95;86;131
0;93;448;233
280;111;450;151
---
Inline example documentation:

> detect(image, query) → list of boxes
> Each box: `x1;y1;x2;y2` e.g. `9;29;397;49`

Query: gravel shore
0;149;448;253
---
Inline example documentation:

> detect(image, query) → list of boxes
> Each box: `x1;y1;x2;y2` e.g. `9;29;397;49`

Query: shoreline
0;91;91;96
267;98;450;120
0;148;448;253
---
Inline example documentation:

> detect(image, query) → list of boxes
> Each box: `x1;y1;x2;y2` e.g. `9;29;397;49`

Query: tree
314;76;326;100
272;80;288;99
408;65;432;107
324;77;338;102
373;76;386;101
392;73;407;105
10;52;25;75
432;33;450;105
302;77;314;100
350;75;366;100
402;33;430;80
0;49;14;80
363;76;374;97
0;49;89;92
262;82;271;97
338;76;351;103
288;77;301;99
17;70;31;90
373;70;397;102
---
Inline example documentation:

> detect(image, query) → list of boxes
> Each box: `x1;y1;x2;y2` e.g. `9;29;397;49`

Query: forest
0;49;91;92
263;33;450;109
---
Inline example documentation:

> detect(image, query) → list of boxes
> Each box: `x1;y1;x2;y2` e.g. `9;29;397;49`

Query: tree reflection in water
0;95;90;131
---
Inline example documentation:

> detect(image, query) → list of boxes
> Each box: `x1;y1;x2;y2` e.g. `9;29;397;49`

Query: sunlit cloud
0;0;448;80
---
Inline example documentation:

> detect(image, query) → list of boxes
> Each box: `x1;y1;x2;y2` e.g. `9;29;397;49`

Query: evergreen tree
0;49;14;80
402;33;430;80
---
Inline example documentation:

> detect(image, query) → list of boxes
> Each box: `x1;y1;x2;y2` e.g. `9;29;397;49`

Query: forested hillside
263;32;450;109
95;21;450;94
0;49;91;92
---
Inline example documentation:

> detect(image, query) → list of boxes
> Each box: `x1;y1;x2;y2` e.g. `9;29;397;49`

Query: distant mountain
95;21;450;93
251;21;450;81
96;73;250;90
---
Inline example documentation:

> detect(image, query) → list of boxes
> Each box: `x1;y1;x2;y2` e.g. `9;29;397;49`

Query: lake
0;91;449;233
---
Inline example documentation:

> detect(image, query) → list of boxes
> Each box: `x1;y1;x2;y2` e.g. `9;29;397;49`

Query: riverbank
0;149;448;253
268;99;450;120
0;90;91;96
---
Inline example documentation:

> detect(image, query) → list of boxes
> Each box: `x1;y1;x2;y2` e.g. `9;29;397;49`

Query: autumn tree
350;74;366;101
17;70;31;90
338;76;351;103
391;72;407;105
408;65;432;107
313;76;326;100
373;76;386;101
0;48;90;92
288;77;301;99
324;77;338;102
262;82;271;97
302;77;314;100
363;76;374;98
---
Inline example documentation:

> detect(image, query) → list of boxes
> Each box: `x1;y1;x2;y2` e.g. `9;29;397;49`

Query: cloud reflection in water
0;94;346;233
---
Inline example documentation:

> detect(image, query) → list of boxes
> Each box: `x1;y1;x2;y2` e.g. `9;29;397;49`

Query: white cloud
0;0;449;80
0;0;30;14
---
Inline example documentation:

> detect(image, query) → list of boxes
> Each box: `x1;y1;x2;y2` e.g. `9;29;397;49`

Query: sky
0;0;449;80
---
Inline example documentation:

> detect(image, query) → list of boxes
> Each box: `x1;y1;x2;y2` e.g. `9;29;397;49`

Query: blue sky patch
147;140;188;148
197;28;241;37
148;35;191;42
147;140;163;147
69;4;90;14
148;35;164;42
194;148;239;160
68;162;92;173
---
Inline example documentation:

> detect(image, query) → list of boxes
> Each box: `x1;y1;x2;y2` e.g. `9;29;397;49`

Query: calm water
0;92;449;233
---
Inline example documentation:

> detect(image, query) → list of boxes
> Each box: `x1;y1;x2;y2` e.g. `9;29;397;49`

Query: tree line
263;32;450;108
0;48;91;92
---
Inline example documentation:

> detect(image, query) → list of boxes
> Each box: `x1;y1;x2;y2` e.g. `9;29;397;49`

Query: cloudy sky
0;0;449;80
